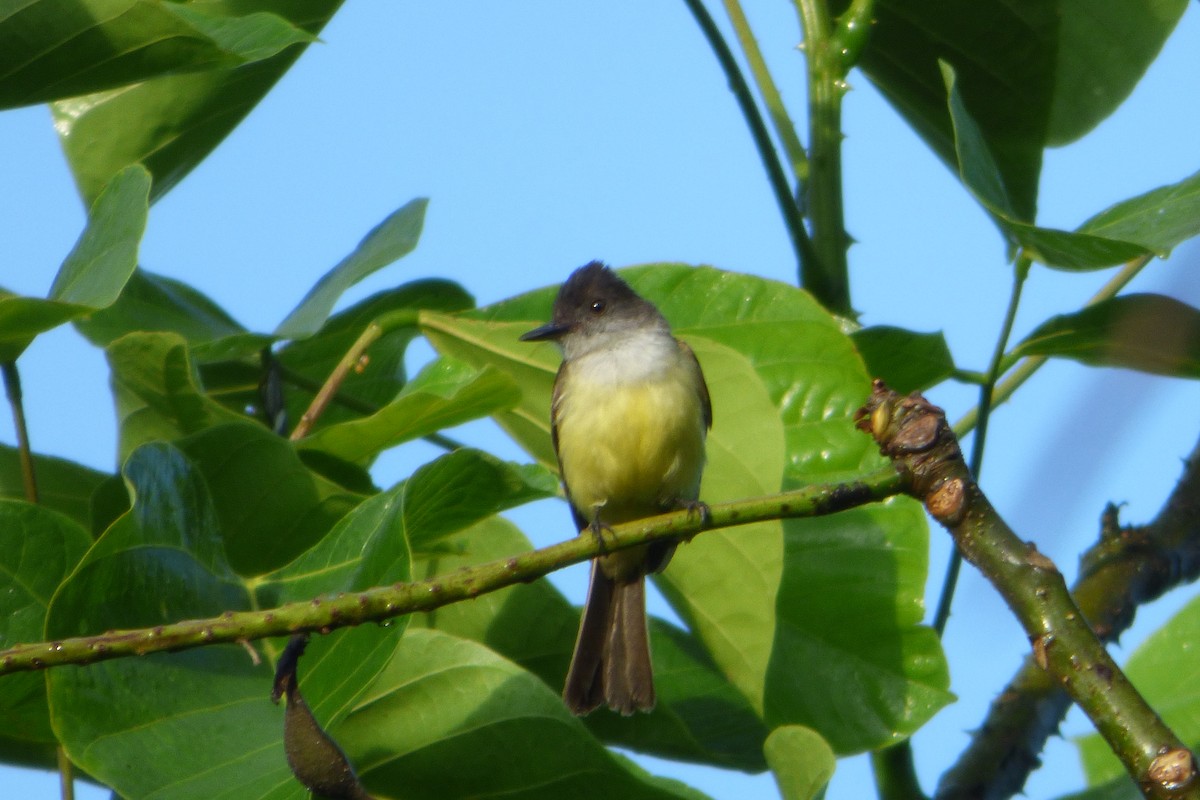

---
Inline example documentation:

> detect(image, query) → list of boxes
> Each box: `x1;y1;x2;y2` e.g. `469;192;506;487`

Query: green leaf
422;264;951;753
76;268;248;348
0;293;83;361
1075;593;1200;788
52;0;344;205
298;358;521;464
0;502;92;750
193;279;476;436
177;421;364;574
0;446;111;530
43;440;408;799
851;326;956;394
45;443;280;800
1079;168;1200;257
860;0;1187;220
395;449;556;552
1046;0;1187;146
0;0;315;109
0;166;151;359
408;511;770;770
941;64;1153;270
331;628;712;800
275;198;429;340
764;726;836;800
50;164;151;307
105;330;249;460
1011;294;1200;378
256;485;414;738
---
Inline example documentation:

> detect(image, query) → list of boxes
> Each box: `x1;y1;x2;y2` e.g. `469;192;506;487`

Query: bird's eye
590;300;606;314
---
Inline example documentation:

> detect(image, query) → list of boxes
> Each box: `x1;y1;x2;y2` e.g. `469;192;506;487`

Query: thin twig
289;322;383;441
0;468;906;674
681;0;819;292
933;256;1030;635
2;362;39;503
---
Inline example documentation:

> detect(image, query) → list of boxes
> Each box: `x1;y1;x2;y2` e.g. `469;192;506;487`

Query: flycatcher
521;262;710;715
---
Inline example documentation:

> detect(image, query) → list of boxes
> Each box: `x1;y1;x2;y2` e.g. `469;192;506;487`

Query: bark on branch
856;381;1199;799
934;435;1200;799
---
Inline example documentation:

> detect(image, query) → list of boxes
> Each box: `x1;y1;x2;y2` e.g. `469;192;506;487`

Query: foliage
1;2;1198;799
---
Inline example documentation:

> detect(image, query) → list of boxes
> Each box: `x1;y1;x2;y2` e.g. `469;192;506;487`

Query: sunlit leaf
941;64;1152;270
52;0;344;205
331;628;713;800
852;326;956;393
0;502;91;753
297;358;521;464
764;726;836;800
0;446;110;530
76;268;248;348
422;264;951;753
1011;294;1200;378
275;198;428;340
0;0;315;108
1080;168;1200;257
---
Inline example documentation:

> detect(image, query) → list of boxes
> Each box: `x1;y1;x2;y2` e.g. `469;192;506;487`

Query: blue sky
2;3;1199;797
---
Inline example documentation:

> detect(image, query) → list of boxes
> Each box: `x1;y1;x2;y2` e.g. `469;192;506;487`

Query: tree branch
856;382;1200;799
934;433;1200;800
0;468;905;675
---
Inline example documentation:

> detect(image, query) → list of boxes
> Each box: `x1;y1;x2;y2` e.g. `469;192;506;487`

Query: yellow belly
556;366;706;526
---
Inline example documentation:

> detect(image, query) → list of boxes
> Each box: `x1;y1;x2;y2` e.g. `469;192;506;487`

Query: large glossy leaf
331;628;712;800
44;443;277;800
1079;167;1200;257
297;358;521;464
0;502;91;757
408;511;770;770
1074;593;1200;790
1045;0;1187;145
421;264;951;754
0;446;110;530
176;421;364;574
851;326;956;394
941;64;1152;270
859;0;1187;219
764;726;836;800
275;199;429;340
1011;294;1200;379
41;441;408;799
106;330;250;459
0;166;149;359
52;0;344;205
76;268;248;348
0;0;315;108
253;483;415;747
49;164;151;307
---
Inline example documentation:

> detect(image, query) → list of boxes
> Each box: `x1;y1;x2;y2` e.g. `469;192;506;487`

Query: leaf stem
793;0;871;315
681;0;818;291
0;468;906;674
933;256;1029;635
2;361;39;503
289;322;383;441
720;0;809;184
952;255;1150;436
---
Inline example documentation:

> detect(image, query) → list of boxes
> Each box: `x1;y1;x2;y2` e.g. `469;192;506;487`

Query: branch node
1147;747;1197;794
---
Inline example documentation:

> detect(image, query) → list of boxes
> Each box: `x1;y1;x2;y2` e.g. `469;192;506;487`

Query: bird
520;261;711;715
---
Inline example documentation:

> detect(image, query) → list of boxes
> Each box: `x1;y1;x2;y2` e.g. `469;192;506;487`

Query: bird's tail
563;564;655;716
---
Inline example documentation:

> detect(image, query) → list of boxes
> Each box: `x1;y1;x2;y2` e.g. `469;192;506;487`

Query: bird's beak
520;321;569;342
